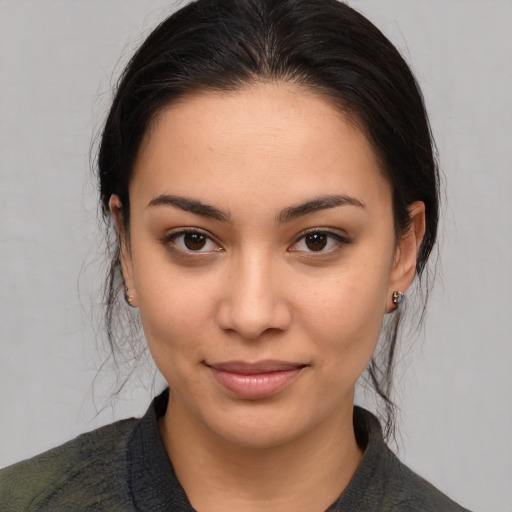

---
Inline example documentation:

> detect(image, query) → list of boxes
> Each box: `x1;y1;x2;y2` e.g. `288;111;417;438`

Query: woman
0;0;472;510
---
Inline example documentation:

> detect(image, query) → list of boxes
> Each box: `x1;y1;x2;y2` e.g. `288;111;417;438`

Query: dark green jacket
0;390;471;511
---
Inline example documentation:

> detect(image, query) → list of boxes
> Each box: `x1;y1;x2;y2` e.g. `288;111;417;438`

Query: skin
111;83;425;512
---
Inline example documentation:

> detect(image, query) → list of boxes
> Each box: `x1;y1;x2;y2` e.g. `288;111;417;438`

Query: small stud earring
392;290;405;306
124;287;136;307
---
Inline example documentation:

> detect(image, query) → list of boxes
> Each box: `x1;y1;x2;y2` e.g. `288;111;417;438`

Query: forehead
130;83;390;214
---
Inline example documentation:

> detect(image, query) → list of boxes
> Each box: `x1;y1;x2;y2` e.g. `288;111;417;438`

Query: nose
216;252;292;340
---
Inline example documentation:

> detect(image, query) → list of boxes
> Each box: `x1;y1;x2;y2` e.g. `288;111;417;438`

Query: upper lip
206;360;308;374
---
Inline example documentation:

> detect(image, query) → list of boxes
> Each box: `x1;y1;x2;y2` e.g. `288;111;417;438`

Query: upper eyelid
162;227;223;252
163;226;214;240
288;229;350;252
292;227;350;242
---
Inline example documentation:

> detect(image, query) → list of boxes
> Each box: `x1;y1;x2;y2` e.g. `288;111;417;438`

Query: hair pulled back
97;0;439;438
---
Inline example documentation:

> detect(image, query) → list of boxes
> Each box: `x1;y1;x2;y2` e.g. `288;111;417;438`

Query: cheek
138;279;214;347
130;247;220;363
295;260;390;378
302;286;383;352
137;283;213;397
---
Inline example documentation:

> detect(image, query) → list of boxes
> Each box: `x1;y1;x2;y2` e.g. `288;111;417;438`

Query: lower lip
209;367;303;399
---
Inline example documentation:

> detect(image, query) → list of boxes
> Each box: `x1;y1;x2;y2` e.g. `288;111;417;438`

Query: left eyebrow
277;194;365;223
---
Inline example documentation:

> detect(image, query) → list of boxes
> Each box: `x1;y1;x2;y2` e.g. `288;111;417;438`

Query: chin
200;397;330;450
212;416;308;450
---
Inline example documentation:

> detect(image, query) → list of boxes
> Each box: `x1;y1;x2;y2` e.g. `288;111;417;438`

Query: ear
387;201;426;311
109;194;138;307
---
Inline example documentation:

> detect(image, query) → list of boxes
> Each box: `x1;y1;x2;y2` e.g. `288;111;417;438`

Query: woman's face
115;83;423;449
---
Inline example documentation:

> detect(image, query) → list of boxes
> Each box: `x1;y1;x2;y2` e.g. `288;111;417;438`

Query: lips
206;360;307;400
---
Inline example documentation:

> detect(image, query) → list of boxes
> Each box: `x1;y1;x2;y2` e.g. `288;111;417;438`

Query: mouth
205;360;309;400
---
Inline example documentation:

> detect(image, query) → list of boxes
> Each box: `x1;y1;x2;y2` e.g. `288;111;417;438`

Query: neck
159;393;363;512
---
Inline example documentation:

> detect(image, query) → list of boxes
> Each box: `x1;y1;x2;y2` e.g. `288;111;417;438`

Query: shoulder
335;407;473;512
378;447;472;512
0;418;137;512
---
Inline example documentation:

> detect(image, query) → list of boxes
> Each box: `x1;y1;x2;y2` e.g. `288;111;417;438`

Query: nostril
216;298;292;340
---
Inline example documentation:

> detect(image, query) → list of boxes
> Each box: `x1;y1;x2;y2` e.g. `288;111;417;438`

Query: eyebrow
276;194;365;223
147;195;230;222
147;193;365;223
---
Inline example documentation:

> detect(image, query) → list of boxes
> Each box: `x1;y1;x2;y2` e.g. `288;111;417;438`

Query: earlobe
388;201;426;309
109;195;138;307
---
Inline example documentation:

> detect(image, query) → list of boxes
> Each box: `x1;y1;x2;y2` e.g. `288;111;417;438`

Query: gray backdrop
1;1;511;510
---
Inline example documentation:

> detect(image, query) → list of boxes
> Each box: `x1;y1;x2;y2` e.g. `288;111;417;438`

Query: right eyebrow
147;194;230;222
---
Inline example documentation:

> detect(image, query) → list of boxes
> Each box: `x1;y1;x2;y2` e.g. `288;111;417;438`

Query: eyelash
161;228;222;255
289;229;350;254
160;228;350;256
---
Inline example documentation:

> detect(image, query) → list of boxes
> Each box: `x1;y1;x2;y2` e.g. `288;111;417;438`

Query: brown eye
183;233;207;250
305;233;328;251
164;230;220;254
288;230;349;255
